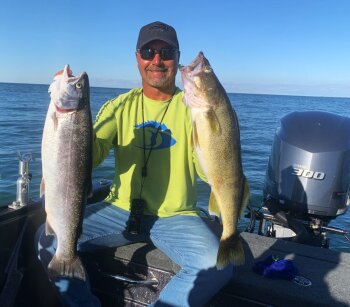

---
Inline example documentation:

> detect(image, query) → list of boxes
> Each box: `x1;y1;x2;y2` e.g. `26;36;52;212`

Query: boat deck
1;201;350;306
226;232;350;306
88;228;350;306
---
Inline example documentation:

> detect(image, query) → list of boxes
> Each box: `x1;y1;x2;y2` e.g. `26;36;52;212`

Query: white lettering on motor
291;167;325;180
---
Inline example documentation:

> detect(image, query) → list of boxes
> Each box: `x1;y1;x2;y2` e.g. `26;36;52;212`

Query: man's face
136;40;179;91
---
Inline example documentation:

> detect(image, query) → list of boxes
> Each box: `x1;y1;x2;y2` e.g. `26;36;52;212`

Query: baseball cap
136;21;179;50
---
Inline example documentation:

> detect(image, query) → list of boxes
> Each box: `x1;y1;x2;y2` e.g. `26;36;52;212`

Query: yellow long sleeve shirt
93;87;205;217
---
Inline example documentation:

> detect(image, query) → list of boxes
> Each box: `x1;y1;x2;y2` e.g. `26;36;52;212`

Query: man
36;21;233;306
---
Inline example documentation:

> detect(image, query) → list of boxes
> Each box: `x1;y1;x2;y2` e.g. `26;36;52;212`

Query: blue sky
1;0;350;97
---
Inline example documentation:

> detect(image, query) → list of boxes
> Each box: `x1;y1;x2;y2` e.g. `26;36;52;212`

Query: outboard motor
260;111;350;247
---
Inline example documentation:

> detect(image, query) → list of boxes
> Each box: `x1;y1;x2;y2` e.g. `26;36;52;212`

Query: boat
1;111;350;306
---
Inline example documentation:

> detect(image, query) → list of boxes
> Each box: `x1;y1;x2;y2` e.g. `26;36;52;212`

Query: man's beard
147;76;170;88
145;66;175;89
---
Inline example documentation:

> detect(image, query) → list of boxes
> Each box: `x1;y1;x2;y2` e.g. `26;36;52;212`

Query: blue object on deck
252;255;298;280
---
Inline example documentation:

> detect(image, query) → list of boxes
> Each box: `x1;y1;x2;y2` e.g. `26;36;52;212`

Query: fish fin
40;178;45;197
216;233;245;269
192;120;200;148
48;255;86;281
45;220;55;236
239;175;250;216
205;109;221;134
208;192;221;217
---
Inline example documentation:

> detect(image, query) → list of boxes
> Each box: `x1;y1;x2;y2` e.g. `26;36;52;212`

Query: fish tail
216;234;245;269
48;255;86;281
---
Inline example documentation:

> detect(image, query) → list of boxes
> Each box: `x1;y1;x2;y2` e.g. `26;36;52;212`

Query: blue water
0;82;349;253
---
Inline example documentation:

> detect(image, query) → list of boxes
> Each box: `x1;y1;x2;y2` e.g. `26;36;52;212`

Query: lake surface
1;82;349;252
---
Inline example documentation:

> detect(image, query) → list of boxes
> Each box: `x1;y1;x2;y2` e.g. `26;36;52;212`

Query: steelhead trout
180;52;250;269
41;65;92;280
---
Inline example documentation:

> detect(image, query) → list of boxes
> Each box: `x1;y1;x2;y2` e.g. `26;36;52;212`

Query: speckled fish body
180;53;250;268
41;65;92;280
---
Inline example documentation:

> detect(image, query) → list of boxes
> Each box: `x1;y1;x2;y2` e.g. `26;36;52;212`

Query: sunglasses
137;48;179;61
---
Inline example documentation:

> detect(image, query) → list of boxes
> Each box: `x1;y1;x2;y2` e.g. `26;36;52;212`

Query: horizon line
0;81;349;100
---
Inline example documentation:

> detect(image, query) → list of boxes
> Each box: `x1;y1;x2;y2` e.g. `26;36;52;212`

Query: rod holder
9;152;34;209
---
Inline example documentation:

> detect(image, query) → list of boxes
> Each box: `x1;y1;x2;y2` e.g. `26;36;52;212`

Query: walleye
180;52;250;269
41;65;92;280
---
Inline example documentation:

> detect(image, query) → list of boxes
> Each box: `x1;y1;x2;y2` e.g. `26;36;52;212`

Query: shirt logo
134;121;176;150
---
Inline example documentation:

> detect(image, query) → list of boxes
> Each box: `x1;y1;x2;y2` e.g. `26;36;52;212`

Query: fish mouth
179;52;205;73
49;65;89;112
179;52;211;87
188;51;205;71
53;65;87;84
53;65;73;78
179;52;208;86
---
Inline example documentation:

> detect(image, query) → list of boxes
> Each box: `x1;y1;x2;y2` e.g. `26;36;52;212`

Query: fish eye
75;83;82;89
